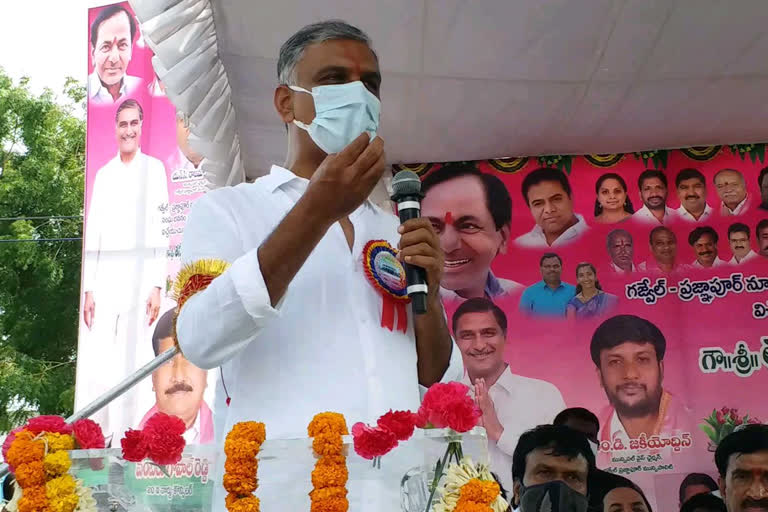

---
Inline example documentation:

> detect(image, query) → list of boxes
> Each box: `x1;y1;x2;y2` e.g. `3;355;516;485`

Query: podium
68;427;489;511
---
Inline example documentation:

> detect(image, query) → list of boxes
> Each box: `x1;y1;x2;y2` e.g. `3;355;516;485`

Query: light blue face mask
289;81;381;154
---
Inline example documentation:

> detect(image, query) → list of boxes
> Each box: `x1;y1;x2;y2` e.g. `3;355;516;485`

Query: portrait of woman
566;262;618;320
594;173;634;223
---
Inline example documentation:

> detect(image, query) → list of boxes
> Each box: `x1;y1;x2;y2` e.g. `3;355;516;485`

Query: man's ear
498;224;511;255
512;479;521;508
274;85;295;124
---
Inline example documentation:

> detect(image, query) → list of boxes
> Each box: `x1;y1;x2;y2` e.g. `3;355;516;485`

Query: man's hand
146;287;161;326
305;133;386;224
475;378;504;442
397;218;444;304
83;291;95;330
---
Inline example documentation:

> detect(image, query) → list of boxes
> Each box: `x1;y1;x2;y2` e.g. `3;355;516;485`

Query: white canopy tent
130;0;768;189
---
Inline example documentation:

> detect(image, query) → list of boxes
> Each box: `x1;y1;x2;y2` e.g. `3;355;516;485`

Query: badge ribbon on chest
362;240;410;333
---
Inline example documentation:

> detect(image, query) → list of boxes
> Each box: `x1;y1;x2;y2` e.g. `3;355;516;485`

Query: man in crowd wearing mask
727;223;758;265
675;168;713;222
421;163;521;300
175;20;461;509
680;473;720;509
519;253;575;317
715;424;768;512
454;298;565;493
689;226;727;268
511;424;594;512
606;229;636;274
714;169;750;216
634;170;673;224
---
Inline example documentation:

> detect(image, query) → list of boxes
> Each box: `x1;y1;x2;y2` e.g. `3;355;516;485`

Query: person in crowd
633;170;673;224
714;424;768;512
511;425;594;512
590;315;693;444
607;229;636;274
421;163;521;300
759;167;768;211
680;473;720;509
453;298;565;493
681;493;728;512
553;408;600;445
566;262;618;320
675;168;713;222
714;169;750;216
519;253;576;317
594;173;634;224
139;309;212;444
638;226;685;274
727;223;757;265
689;226;726;268
602;475;653;512
515;168;588;248
88;5;143;103
758;219;768;258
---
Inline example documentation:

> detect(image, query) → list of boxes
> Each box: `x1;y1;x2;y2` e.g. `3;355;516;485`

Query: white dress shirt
462;368;565;494
691;257;727;268
720;196;751;216
610;262;636;274
675;204;712;222
514;214;589;248
183;412;201;445
88;71;142;104
729;250;758;265
633;204;673;224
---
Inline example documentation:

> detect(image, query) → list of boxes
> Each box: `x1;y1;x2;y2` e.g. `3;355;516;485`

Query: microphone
391;170;428;315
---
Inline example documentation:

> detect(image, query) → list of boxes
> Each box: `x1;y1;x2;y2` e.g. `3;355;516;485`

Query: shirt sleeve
518;287;532;313
82;171;104;293
176;189;282;370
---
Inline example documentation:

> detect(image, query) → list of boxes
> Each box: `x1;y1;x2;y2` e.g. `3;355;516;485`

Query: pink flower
716;410;726;424
377;410;416;442
121;429;148;462
72;419;106;449
26;415;71;435
417;382;481;433
351;422;398;459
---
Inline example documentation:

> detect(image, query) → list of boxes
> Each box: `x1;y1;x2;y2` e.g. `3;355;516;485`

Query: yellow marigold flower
43;451;72;478
17;485;48;512
226;422;266;446
7;435;44;469
14;462;46;488
46;474;77;500
310;496;349;512
307;413;348;437
223;473;257;495
311;463;348;488
312;433;343;457
228;495;260;512
309;486;348;501
454;502;493;512
314;455;346;467
48;493;79;512
44;433;75;453
224;457;258;478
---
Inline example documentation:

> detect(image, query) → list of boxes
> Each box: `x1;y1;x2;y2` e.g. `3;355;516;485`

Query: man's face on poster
608;233;634;269
729;231;751;261
116;107;142;155
92;11;133;86
693;233;718;267
152;336;207;424
526;180;575;237
759;227;768;258
640;177;668;211
650;229;677;265
598;341;664;418
423;176;509;294
761;173;768;205
677;178;707;214
720;450;768;512
454;310;506;380
715;170;747;210
540;256;562;284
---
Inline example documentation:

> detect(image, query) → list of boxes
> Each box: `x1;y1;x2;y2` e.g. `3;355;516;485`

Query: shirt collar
89;71;126;99
722;195;749;214
538;280;566;291
528;214;587;241
485;271;504;297
262;165;375;209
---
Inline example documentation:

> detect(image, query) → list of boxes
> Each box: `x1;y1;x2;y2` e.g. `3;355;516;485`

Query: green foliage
0;68;85;432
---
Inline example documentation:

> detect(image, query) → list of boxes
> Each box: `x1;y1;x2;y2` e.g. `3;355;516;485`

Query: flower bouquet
430;457;508;512
700;407;761;450
121;412;187;467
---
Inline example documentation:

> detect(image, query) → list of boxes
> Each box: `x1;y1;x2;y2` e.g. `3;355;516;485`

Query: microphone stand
0;345;181;480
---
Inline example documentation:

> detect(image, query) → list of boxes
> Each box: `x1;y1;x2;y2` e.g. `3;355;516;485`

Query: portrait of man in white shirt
453;297;566;494
606;229;636;274
674;168;712;222
758;220;768;259
88;5;142;104
727;223;758;265
515;167;588;248
633;169;673;224
78;98;169;440
714;168;750;216
688;226;726;269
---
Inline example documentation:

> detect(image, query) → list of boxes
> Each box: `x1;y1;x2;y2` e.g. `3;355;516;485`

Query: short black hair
757;219;768;238
540;252;562;266
638;169;668;190
759;166;768;188
679;473;718;505
715;424;768;477
521;168;572;206
688;226;719;246
152;309;176;357
452;297;508;336
649;225;675;245
421;163;512;230
676;168;706;188
115;98;143;123
595;472;653;512
680;492;727;512
90;5;137;49
553;408;600;432
590;315;666;368
511;424;595;485
727;222;750;240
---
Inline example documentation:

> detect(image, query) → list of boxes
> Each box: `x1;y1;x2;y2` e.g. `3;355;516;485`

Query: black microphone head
391;170;422;199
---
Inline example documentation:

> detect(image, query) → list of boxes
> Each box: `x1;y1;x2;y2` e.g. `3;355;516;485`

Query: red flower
351;422;398;459
716;410;726;424
417;382;481;432
72;419;106;449
2;427;25;466
377;410;416;441
26;415;72;435
143;413;186;465
121;429;148;462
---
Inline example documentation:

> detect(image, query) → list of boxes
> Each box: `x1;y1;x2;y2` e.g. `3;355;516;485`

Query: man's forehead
679;177;705;187
728;450;768;472
527;447;587;471
457;311;500;331
529;180;566;197
117;108;141;122
716;171;743;183
642;178;665;188
652;231;674;243
603;341;655;356
97;12;132;42
296;39;378;77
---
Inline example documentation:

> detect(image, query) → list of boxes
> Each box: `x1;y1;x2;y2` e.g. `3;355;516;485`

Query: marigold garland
44;433;75;453
308;412;349;512
224;422;265;512
43;451;72;478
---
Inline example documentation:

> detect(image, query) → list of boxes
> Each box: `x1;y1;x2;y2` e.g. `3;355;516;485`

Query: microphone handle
397;197;428;315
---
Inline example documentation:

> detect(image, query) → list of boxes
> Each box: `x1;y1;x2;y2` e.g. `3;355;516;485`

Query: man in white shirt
421;163;521;300
454;298;565;493
633;169;673;224
88;5;143;104
727;223;758;265
515;168;588;248
714;169;750;216
606;229;636;274
758;220;768;259
176;21;461;510
79;99;169;441
688;226;727;268
675;168;713;222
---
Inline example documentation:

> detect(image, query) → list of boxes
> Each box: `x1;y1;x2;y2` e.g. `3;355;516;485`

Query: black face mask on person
519;481;589;512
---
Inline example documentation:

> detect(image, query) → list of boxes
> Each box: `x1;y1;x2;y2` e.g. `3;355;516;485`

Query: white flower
431;456;508;512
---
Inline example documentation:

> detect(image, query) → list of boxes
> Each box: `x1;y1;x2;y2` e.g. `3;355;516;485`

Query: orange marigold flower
17;485;48;512
454;502;493;512
308;413;348;437
225;457;258;478
227;495;260;512
311;463;348;488
223;473;257;495
44;433;75;453
458;479;500;505
6;436;44;469
312;433;343;457
310;496;349;512
14;462;46;488
226;422;266;446
314;455;346;467
309;486;348;501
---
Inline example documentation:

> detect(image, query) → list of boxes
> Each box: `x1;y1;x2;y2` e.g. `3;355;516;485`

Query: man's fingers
333;132;372;166
353;136;385;176
398;227;437;249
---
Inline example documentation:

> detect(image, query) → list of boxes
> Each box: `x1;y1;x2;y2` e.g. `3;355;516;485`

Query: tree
0;69;85;431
